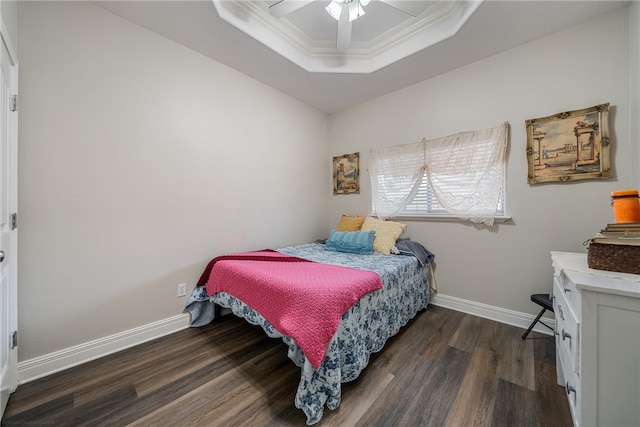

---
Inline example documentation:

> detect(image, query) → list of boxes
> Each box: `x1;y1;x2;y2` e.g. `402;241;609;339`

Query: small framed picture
333;152;359;195
526;103;612;184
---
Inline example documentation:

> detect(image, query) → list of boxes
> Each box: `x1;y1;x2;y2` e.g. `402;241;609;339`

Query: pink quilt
204;250;382;368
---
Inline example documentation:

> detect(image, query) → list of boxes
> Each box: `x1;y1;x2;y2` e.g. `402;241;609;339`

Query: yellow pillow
336;215;365;231
361;216;406;255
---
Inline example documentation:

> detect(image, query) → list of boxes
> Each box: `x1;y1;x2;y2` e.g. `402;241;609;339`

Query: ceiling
95;0;630;114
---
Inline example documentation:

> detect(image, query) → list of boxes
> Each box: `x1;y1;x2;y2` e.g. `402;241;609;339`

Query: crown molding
212;0;483;74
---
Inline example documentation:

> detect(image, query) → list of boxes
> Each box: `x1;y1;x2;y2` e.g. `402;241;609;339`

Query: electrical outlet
177;283;187;297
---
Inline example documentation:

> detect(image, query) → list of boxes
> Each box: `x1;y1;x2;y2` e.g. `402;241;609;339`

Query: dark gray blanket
394;239;434;267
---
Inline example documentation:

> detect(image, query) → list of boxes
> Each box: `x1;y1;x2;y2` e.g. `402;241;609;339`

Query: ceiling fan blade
268;0;314;18
336;8;352;52
378;0;424;17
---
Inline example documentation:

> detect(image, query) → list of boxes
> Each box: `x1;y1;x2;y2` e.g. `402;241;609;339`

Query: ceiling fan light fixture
326;0;367;22
348;1;365;22
325;1;343;21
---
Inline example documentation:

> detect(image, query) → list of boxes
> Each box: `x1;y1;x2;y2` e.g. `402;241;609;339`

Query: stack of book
592;222;640;246
588;222;640;274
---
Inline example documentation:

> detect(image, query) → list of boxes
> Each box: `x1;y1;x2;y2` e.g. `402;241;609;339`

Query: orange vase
611;189;640;223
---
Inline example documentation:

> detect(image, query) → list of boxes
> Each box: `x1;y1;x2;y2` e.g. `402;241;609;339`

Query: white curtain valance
369;122;509;226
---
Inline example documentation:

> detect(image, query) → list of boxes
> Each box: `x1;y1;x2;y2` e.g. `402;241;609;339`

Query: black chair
521;293;554;339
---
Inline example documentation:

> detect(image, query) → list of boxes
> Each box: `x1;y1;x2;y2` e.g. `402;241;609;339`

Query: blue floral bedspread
185;242;430;425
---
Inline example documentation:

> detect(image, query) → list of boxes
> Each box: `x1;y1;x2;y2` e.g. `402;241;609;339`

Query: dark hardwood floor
2;305;572;426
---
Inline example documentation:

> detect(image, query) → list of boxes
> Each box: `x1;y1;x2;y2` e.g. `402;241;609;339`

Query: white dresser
551;251;640;427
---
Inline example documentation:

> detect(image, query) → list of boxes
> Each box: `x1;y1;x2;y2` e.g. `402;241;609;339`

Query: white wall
17;2;330;361
329;6;637;317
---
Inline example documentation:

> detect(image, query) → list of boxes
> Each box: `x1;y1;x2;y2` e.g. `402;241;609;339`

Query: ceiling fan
267;0;425;52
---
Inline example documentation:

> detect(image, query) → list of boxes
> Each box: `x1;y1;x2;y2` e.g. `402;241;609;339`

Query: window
369;123;508;226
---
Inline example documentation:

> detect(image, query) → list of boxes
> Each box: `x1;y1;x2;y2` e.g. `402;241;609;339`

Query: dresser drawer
553;278;581;376
553;277;582;427
557;342;582;427
556;270;582;318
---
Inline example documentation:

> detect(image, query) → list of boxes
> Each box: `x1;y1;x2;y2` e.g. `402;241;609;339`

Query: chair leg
522;307;546;339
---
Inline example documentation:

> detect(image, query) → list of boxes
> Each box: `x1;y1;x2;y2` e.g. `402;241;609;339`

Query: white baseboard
17;313;191;384
430;293;555;336
16;296;553;385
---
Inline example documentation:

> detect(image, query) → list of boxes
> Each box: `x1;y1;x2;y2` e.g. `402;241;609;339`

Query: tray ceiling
95;1;630;113
213;0;483;73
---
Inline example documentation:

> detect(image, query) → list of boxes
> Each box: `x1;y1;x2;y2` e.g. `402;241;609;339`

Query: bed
185;239;434;425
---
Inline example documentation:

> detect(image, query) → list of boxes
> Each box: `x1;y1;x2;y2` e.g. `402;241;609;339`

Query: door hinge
11;331;17;349
11;213;17;230
10;95;17;112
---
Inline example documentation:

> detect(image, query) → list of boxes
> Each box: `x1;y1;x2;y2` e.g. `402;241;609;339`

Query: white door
0;33;17;420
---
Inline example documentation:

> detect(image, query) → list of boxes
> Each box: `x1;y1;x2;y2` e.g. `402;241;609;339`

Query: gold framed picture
333;152;359;195
526;103;612;184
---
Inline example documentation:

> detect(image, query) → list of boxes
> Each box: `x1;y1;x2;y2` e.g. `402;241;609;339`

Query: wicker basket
587;242;640;274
